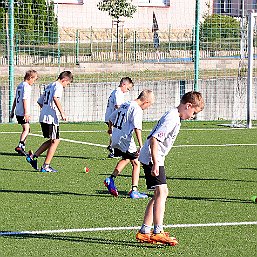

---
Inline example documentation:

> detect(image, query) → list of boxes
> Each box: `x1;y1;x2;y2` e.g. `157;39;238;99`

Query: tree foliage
97;0;137;21
0;0;58;45
200;14;240;50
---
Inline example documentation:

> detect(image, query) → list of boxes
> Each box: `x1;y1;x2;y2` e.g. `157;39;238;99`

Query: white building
53;0;212;31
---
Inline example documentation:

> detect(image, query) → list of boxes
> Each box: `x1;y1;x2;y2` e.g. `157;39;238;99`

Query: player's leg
15;116;29;155
152;184;168;227
104;157;130;197
20;123;30;145
129;157;148;199
136;163;155;242
40;124;60;173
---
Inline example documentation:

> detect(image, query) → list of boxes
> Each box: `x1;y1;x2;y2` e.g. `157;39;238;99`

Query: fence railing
0;50;247;66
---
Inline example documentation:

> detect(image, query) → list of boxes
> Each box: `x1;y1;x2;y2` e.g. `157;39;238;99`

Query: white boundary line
5;132;257;149
1;221;256;236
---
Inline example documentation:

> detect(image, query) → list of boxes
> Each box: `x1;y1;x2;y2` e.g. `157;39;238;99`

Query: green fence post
194;0;200;91
8;0;14;123
76;29;79;65
134;30;137;62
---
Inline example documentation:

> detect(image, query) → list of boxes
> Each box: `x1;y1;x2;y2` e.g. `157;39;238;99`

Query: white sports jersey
38;81;63;125
139;108;181;166
105;87;125;122
109;100;143;153
15;82;32;116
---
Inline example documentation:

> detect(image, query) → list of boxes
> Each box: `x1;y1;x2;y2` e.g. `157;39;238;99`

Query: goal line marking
1;221;256;236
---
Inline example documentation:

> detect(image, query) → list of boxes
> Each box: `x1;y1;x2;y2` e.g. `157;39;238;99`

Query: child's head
178;91;204;120
137;89;155;110
58;71;73;87
24;70;38;85
119;77;134;93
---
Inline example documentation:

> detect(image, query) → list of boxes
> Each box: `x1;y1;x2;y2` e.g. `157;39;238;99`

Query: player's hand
151;164;159;177
61;114;67;121
107;128;112;135
24;114;30;122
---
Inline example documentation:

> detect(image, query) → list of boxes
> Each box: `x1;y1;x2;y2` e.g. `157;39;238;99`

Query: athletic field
0;121;256;257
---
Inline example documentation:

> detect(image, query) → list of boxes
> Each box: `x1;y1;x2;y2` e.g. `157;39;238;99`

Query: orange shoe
136;231;152;243
150;232;178;246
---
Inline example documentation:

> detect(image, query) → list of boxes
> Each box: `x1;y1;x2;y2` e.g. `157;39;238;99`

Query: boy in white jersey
10;70;38;155
136;91;204;245
104;90;154;199
26;71;73;172
105;77;134;158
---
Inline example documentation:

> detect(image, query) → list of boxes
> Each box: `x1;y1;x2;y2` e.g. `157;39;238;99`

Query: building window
220;0;231;14
254;0;257;9
138;0;170;7
53;0;84;4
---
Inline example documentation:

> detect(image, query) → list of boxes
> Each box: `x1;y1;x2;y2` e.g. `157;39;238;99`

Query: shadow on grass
168;195;253;204
0;189;131;199
167;176;256;183
0;152;109;161
2;233;164;248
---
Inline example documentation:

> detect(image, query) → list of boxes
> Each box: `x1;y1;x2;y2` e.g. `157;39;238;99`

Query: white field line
3;132;257;149
0;221;256;236
2;131;257;148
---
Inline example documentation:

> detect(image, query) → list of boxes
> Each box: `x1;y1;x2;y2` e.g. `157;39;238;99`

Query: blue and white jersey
139;108;181;166
109;100;143;153
104;87;125;122
15;82;31;116
38;81;63;125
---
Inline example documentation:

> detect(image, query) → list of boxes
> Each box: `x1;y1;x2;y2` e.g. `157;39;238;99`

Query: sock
19;141;25;148
110;174;116;179
42;163;50;169
140;224;151;234
33;154;38;159
153;225;163;234
132;185;138;191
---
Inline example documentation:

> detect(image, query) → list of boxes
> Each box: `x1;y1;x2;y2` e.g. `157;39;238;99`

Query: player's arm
23;99;30;122
53;96;66;121
149;136;159;176
107;120;113;135
134;128;143;155
10;97;16;118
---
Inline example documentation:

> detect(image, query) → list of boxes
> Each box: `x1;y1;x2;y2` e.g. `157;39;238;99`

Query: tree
97;0;137;58
200;14;240;51
0;0;58;46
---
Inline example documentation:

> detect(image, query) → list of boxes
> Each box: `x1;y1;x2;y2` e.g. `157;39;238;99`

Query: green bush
200;14;240;50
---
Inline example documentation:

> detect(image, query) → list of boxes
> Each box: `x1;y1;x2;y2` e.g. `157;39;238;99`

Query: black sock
110;174;116;179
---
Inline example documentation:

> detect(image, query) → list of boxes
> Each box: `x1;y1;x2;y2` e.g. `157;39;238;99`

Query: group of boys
11;71;205;246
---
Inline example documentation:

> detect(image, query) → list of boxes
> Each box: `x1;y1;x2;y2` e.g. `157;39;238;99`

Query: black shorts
16;115;29;125
142;163;167;190
40;122;59;139
113;148;138;160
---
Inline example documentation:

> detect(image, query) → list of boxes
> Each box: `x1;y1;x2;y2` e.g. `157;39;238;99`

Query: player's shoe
150;232;178;246
15;146;26;156
108;152;115;158
26;153;38;170
40;166;58;173
129;190;148;199
104;177;118;197
136;231;153;243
